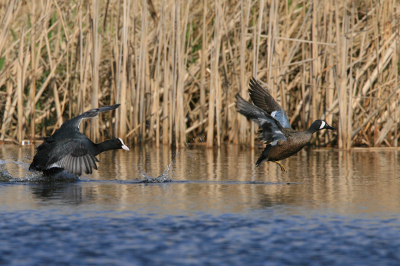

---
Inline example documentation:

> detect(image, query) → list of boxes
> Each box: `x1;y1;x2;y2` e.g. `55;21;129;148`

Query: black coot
29;104;129;176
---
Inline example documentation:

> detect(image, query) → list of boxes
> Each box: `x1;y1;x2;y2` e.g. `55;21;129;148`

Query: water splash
0;167;13;182
0;161;79;183
139;162;173;183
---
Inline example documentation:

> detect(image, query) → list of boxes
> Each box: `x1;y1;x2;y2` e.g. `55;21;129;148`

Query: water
1;144;400;265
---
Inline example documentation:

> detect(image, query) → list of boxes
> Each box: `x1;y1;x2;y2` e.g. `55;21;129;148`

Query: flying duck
235;77;335;172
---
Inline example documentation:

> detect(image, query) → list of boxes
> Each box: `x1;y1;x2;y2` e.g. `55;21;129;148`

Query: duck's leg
272;161;287;172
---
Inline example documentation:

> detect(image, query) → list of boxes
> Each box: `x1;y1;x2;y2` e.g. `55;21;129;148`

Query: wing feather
91;156;98;170
48;104;121;141
45;140;99;176
235;94;287;146
249;77;292;129
86;156;93;174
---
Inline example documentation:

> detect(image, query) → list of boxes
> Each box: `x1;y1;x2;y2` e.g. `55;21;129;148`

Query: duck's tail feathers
255;154;267;167
255;144;273;167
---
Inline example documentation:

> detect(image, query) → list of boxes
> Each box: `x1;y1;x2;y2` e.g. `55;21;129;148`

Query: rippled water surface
1;144;400;265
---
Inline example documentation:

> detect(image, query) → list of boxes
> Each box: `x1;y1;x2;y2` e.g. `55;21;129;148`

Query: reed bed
0;0;399;149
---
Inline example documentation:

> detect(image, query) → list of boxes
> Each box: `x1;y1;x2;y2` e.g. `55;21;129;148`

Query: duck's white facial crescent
119;138;130;151
319;121;326;130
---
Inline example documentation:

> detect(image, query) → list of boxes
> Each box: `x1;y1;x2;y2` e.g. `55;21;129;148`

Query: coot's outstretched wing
61;104;120;131
46;104;120;142
248;78;292;129
235;94;287;146
45;140;99;176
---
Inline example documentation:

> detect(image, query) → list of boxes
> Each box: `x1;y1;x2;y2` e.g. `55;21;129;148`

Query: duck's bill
122;144;130;151
325;125;336;130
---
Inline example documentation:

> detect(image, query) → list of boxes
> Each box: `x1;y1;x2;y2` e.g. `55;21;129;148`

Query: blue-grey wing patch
258;117;287;146
235;93;287;145
271;110;291;129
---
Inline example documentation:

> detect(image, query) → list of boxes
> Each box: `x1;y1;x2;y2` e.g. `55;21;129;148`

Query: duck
235;77;335;172
29;104;130;176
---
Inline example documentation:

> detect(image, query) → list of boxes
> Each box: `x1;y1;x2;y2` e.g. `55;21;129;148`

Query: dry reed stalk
0;56;12;141
138;0;147;140
0;0;19;55
118;0;130;139
214;0;222;147
47;23;63;133
335;0;346;149
347;3;355;150
251;0;265;149
311;0;319;124
112;0;121;138
91;0;100;142
238;0;250;145
175;0;183;148
154;14;162;147
206;0;221;148
200;0;207;131
324;0;334;143
178;0;192;147
267;0;275;95
17;26;25;143
206;66;215;146
170;0;176;146
30;1;37;141
161;2;169;146
78;29;91;127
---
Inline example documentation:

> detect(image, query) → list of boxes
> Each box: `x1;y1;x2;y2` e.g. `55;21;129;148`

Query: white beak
122;144;130;151
118;138;130;151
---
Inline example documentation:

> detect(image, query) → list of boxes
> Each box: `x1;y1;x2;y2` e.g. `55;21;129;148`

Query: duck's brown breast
266;132;312;161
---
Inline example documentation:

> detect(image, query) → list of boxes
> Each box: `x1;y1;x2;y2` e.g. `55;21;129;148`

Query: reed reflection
1;145;400;215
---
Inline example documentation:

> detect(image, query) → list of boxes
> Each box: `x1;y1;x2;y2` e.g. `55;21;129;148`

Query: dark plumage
29;104;130;176
235;77;335;172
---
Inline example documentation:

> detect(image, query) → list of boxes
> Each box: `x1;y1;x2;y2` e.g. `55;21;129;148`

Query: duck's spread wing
249;77;292;129
257;117;287;146
46;140;99;176
235;94;287;146
58;104;121;131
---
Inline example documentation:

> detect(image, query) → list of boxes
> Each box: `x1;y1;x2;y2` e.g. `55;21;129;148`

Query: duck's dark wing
60;104;120;132
235;94;287;146
45;140;99;176
248;78;292;129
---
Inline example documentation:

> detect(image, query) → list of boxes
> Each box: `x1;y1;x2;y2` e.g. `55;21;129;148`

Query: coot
29;104;129;176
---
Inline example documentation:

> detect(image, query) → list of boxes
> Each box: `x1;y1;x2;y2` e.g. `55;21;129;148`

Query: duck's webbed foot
272;161;287;172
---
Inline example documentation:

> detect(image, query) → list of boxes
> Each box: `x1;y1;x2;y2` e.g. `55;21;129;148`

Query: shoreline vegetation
0;0;399;149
